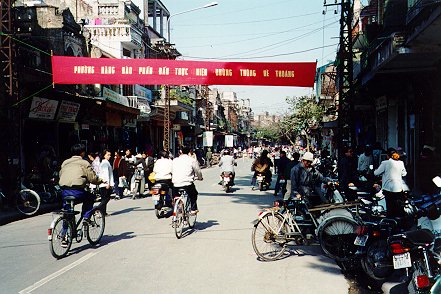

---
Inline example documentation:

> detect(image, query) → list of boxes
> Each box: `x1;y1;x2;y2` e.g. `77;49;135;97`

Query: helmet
302;152;314;162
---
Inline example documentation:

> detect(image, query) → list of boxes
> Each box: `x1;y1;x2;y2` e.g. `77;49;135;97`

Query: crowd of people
58;144;203;222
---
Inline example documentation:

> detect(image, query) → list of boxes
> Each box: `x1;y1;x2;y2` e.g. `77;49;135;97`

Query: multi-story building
351;0;441;190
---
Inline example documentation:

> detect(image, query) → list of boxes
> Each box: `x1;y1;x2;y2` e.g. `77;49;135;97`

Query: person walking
338;146;358;201
112;150;123;199
374;148;407;218
98;149;114;216
118;148;135;196
205;148;213;168
172;146;203;215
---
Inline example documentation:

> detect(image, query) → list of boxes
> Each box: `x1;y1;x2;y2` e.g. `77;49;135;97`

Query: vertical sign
203;131;213;147
225;135;234;147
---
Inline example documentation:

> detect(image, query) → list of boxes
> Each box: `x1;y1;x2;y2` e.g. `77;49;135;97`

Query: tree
279;95;324;150
254;125;279;143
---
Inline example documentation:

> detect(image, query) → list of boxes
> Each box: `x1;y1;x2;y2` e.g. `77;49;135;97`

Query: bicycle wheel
173;199;185;239
187;203;197;229
85;209;105;245
317;215;359;261
16;189;40;216
49;217;73;259
251;212;288;261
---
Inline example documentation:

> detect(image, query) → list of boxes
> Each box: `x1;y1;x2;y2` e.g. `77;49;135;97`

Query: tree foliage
278;95;324;149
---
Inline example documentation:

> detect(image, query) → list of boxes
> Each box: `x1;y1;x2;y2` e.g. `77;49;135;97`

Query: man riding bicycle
59;143;103;221
172;146;203;215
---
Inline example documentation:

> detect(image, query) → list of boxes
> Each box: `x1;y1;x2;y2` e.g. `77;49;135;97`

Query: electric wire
11;84;54;107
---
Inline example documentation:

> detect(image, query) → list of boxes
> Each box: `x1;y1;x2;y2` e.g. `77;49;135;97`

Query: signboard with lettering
57;100;80;122
29;97;58;120
203;131;213;147
134;85;153;102
52;56;317;87
225;134;234;147
102;87;129;107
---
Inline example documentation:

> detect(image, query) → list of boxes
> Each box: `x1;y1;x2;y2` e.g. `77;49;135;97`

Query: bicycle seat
64;196;76;201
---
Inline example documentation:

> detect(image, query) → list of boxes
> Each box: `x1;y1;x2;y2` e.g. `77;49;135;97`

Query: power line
177;12;322;26
182;43;338;60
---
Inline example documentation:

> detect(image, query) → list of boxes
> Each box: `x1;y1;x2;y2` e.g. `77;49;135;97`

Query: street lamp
167;2;218;43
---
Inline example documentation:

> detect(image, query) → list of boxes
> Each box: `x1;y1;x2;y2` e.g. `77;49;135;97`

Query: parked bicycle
172;188;197;239
48;195;105;259
252;197;360;261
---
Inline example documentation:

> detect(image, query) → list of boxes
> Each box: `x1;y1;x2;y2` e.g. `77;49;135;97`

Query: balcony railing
85;24;142;49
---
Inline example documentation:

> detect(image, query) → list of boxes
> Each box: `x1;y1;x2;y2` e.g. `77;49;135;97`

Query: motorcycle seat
404;229;434;246
64;196;76;201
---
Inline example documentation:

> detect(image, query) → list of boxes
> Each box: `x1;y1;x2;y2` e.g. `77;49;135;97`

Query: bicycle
251;198;360;261
48;195;105;259
172;188;197;239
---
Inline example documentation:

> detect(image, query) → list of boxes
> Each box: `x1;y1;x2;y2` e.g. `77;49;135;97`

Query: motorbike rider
251;150;273;187
59;143;103;221
274;150;291;197
153;150;173;204
172;146;203;215
290;151;329;206
218;149;236;185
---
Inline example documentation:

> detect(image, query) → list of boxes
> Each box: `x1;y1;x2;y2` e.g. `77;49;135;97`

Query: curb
0;202;61;226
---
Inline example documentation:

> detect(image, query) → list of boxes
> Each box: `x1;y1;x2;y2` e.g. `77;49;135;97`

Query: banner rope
0;32;52;56
11;84;54;107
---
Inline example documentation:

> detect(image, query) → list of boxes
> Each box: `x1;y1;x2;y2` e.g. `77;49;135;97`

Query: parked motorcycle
131;166;145;199
150;182;172;218
221;171;234;193
387;177;441;293
321;180;344;203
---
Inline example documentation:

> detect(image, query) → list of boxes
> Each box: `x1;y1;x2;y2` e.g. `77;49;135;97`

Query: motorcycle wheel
259;182;263;191
360;239;393;281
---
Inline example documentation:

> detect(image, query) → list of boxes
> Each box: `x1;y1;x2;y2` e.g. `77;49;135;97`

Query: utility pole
163;85;170;151
204;85;210;131
0;0;13;97
324;0;354;152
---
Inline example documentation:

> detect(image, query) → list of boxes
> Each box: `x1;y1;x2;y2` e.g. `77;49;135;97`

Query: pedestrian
98;149;114;216
273;147;280;174
337;146;358;201
172;146;203;215
205;148;213;167
374;148;408;218
118;148;135;196
112;150;123;199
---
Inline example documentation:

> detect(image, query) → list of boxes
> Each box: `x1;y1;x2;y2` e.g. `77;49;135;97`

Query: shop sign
375;96;387;111
123;117;137;128
103;87;129;107
29;97;58;120
57;100;80;122
225;134;234;147
172;124;181;131
137;97;151;120
134;85;153;102
203;131;213;147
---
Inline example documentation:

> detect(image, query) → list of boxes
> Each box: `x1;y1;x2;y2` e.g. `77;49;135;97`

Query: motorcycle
387;177;441;293
131;166;145;199
252;173;268;191
321;180;344;203
221;171;234;193
150;182;172;218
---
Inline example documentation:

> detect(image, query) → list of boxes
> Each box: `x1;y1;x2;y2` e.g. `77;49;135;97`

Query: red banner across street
51;56;317;87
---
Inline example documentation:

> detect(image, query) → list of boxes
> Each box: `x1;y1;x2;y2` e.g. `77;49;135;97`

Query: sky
135;0;342;114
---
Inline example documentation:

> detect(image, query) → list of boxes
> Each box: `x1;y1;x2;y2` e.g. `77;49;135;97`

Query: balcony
84;23;143;54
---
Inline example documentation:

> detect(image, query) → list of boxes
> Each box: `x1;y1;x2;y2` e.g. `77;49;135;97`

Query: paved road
0;157;350;294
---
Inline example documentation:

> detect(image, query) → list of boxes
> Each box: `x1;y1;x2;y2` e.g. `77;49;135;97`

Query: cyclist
172;146;203;215
59;143;103;222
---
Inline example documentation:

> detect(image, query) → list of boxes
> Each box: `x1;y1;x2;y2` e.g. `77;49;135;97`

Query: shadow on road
195;219;219;231
68;231;135;256
110;206;153;216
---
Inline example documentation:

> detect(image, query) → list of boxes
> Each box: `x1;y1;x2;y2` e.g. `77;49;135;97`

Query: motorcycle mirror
369;165;374;170
432;176;441;188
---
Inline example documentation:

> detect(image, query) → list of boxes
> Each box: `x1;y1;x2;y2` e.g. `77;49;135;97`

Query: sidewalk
0;202;61;226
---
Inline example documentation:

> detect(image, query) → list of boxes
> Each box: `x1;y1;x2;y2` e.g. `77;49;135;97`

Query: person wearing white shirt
374;148;407;218
98;149;114;215
172;146;203;214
